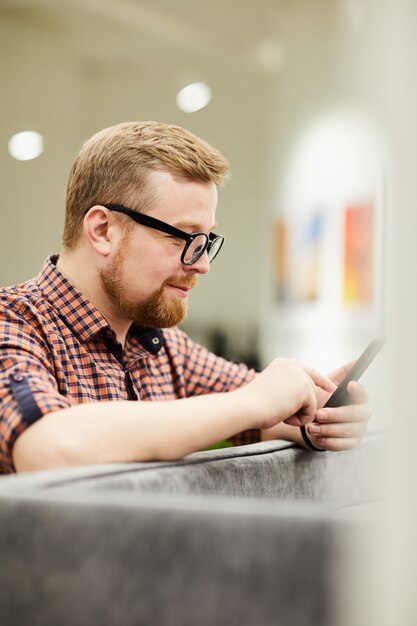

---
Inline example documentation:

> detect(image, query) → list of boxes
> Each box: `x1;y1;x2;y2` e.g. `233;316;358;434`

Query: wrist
261;422;304;444
232;386;265;430
300;425;326;452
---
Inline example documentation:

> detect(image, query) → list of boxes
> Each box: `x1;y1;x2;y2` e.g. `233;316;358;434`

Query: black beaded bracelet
300;425;326;452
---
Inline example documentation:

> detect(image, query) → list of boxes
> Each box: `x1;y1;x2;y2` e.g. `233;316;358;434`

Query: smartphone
324;338;385;408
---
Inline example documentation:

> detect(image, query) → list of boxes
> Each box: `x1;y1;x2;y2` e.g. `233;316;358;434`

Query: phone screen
324;338;385;408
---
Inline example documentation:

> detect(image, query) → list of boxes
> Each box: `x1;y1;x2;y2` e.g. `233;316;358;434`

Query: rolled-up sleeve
0;307;73;473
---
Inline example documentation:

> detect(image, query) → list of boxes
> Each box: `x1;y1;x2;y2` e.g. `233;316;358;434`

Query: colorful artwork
274;201;375;308
296;211;326;302
343;202;374;305
273;218;288;303
274;211;327;303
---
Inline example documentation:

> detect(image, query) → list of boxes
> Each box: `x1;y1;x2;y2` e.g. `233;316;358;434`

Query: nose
184;250;210;275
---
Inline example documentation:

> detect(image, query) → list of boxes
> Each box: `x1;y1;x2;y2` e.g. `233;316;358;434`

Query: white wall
260;1;417;624
260;1;385;363
0;5;270;338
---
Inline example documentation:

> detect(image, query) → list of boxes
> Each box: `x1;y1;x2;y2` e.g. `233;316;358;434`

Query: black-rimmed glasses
98;203;225;266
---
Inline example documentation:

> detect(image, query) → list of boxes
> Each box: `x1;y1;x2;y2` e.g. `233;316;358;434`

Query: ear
83;206;118;257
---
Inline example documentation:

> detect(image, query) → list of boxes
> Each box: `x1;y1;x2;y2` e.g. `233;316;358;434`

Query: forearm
12;356;331;472
12;390;258;472
261;422;307;448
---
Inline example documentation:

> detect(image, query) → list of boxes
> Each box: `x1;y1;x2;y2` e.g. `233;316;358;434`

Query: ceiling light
176;82;212;113
8;131;44;161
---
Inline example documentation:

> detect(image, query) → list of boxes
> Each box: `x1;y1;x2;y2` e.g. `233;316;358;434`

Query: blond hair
63;121;230;249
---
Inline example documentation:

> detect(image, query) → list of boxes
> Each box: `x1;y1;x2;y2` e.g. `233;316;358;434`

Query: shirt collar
35;256;164;354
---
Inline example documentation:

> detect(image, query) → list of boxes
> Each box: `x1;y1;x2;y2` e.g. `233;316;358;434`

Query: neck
56;249;132;346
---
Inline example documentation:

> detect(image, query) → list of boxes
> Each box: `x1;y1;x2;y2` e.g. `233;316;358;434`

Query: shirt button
12;374;24;382
151;337;160;345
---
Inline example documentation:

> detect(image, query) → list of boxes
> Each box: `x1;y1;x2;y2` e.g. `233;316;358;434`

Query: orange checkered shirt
0;256;259;474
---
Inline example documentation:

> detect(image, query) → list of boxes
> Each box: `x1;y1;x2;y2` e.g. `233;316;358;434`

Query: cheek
119;234;184;291
127;232;169;267
122;254;177;299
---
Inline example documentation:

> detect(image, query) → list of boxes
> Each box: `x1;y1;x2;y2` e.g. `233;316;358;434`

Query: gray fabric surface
0;433;385;507
0;489;360;626
0;433;386;626
0;439;293;493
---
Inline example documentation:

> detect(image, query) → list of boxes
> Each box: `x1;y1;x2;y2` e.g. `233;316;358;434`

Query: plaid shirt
0;256;259;474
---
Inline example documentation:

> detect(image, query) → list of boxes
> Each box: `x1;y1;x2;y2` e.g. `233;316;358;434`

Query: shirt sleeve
0;304;73;474
163;327;261;447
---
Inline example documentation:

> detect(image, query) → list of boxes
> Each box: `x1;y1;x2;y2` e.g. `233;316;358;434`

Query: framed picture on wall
343;200;374;306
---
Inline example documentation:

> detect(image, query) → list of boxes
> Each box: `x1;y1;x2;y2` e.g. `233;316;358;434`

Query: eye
193;244;204;255
166;235;184;246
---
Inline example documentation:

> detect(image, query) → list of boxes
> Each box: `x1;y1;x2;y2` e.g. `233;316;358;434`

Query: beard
100;235;196;328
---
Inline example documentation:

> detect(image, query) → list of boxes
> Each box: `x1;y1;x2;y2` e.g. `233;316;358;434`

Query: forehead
145;170;218;230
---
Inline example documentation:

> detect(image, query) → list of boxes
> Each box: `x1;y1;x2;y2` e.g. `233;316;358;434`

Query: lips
171;285;189;292
163;274;197;301
167;284;191;293
165;278;196;300
165;276;196;291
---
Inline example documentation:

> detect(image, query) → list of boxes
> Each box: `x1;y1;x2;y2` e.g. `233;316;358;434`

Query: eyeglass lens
207;236;223;262
183;235;224;265
183;234;208;264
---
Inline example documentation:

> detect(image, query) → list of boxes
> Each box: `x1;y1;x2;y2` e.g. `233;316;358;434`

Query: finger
284;415;303;427
327;360;356;386
315;403;371;424
307;421;366;440
303;366;337;394
284;412;315;427
285;402;317;427
309;437;359;452
346;380;368;403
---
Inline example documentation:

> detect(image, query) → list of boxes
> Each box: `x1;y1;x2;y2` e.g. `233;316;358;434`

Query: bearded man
0;121;370;474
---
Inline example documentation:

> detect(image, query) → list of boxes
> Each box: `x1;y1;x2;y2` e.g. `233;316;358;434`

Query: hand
304;362;371;451
241;358;336;430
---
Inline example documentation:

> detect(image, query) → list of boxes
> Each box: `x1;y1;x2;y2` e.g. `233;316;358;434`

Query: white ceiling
0;0;302;74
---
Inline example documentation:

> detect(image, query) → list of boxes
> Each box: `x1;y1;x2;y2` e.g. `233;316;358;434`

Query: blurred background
1;0;416;623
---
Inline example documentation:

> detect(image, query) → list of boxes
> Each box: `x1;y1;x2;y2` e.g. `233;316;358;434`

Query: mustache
164;275;197;289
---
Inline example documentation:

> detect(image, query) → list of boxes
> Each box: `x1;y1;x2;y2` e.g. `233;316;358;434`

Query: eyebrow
174;221;218;232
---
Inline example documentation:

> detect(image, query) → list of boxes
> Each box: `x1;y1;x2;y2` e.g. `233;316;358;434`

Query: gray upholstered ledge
0;431;386;626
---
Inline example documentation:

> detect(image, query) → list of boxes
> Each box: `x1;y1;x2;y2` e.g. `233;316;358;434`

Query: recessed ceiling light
8;131;44;161
176;82;212;113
